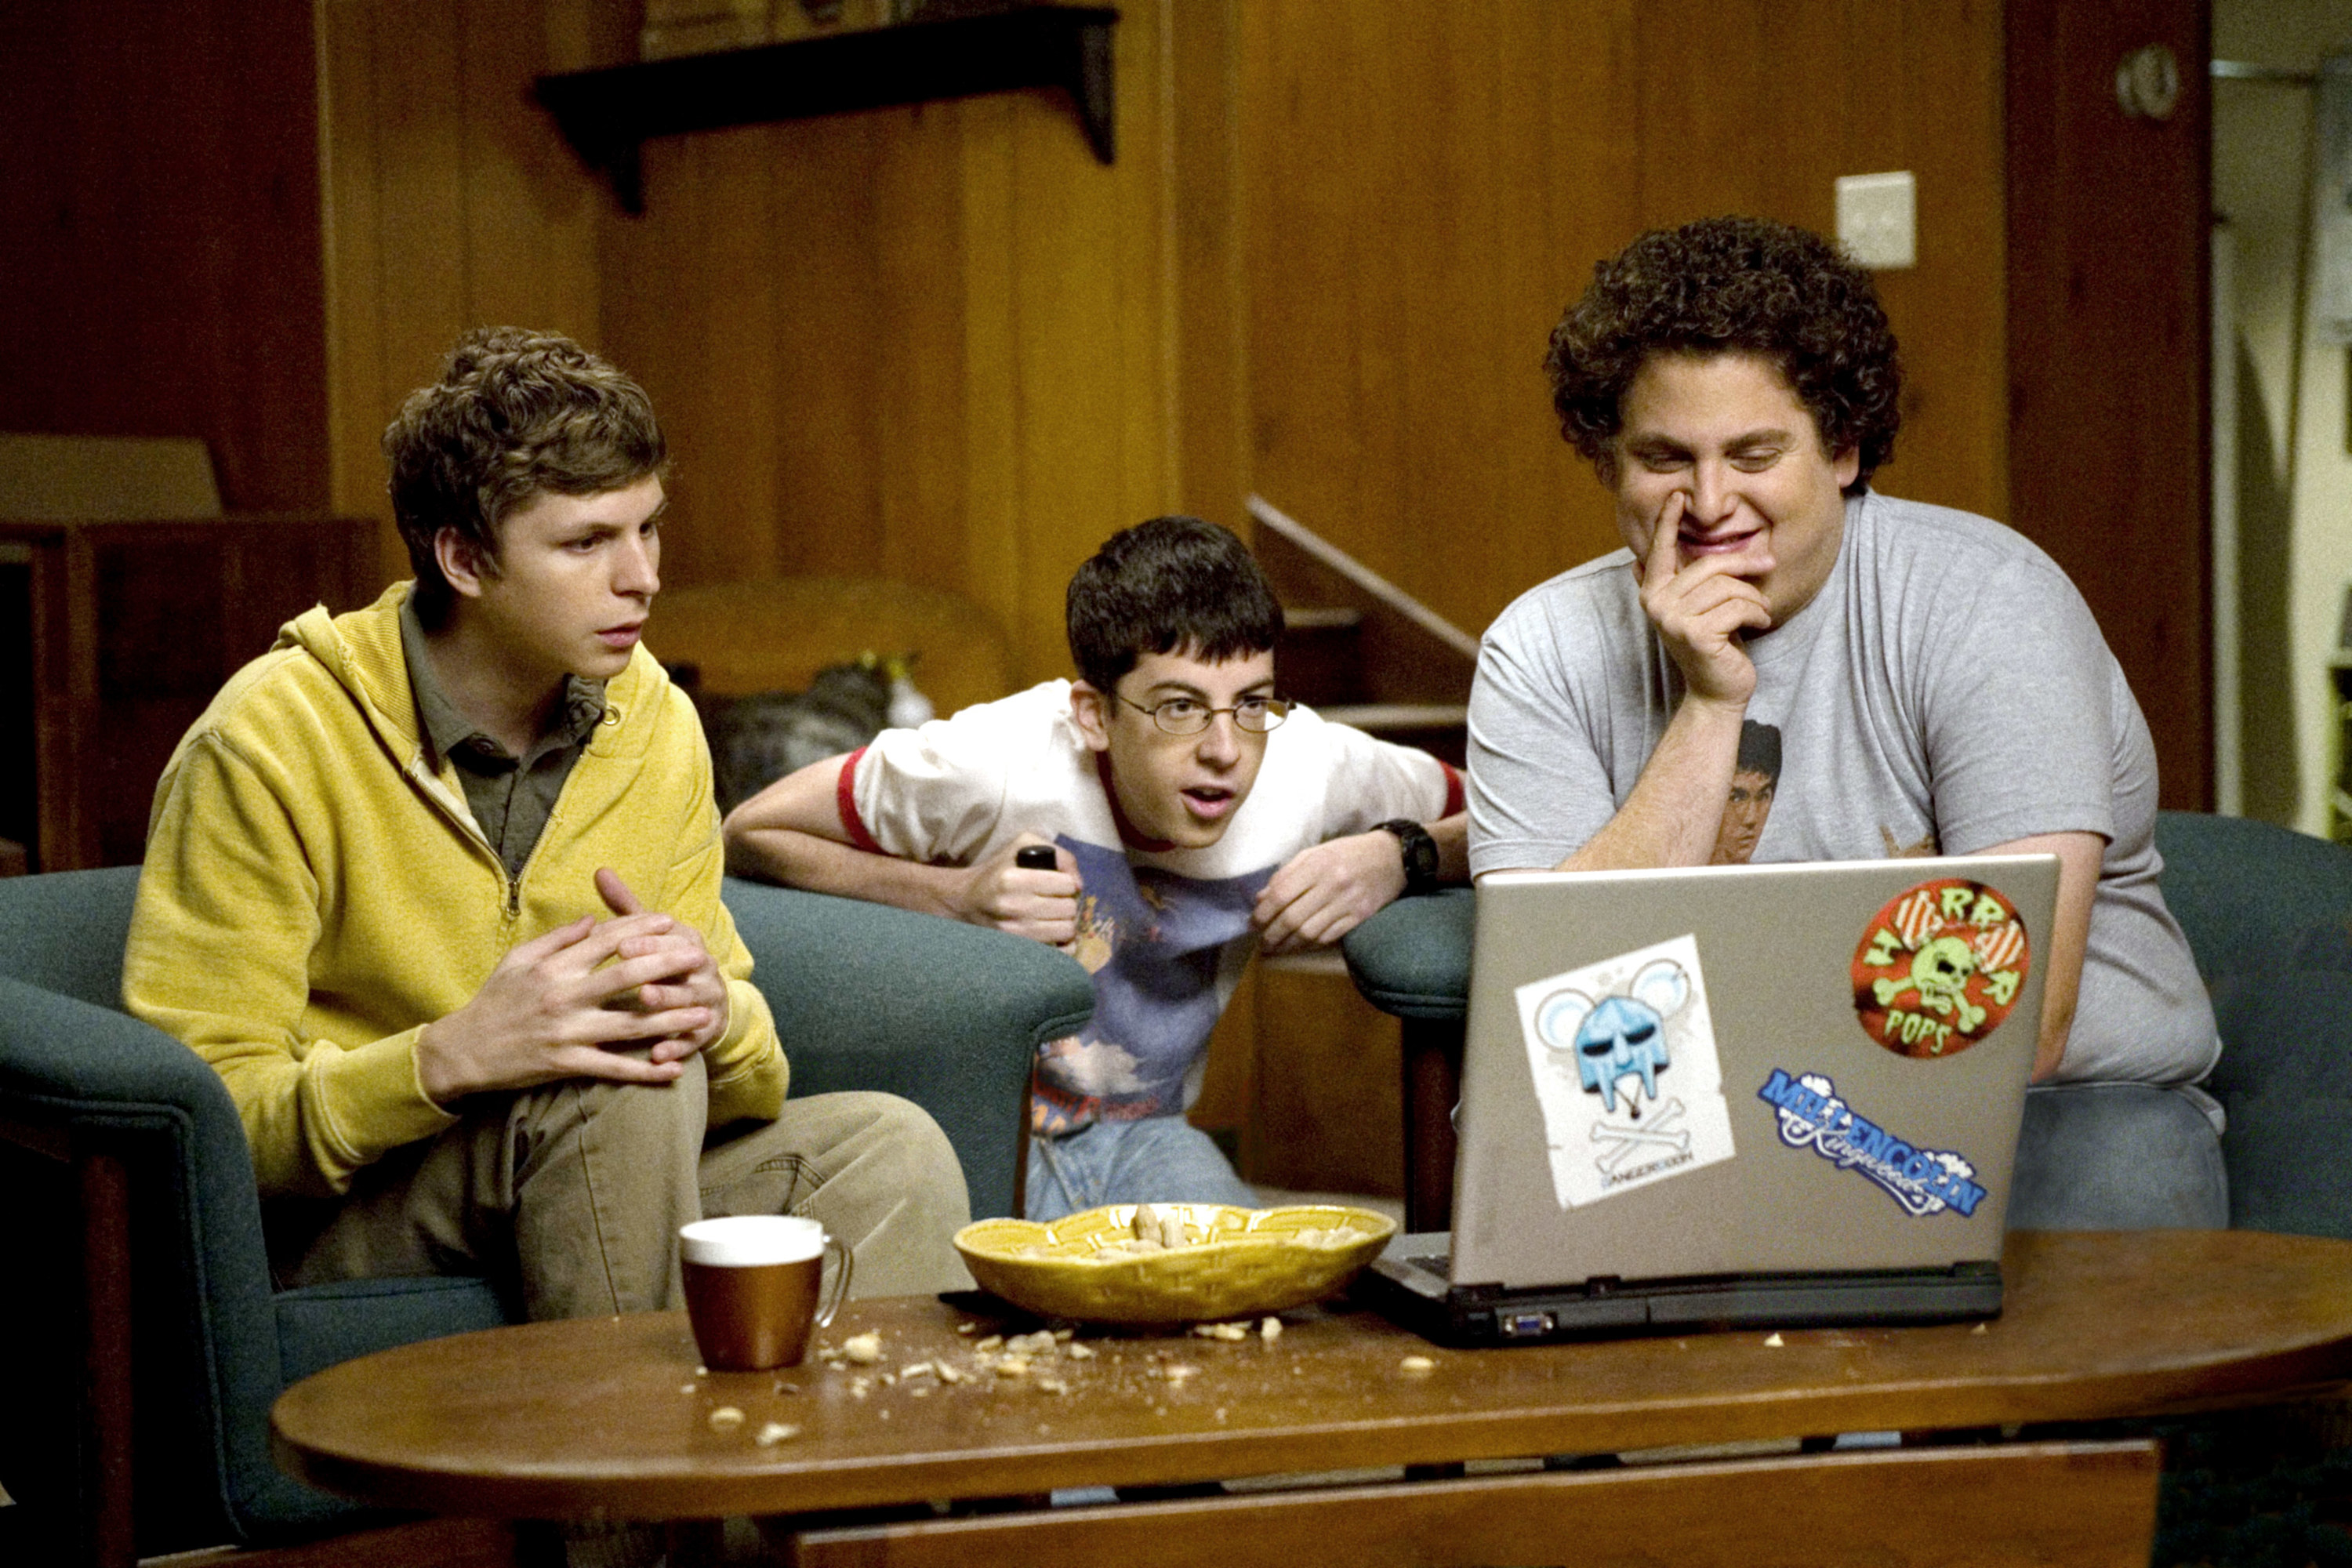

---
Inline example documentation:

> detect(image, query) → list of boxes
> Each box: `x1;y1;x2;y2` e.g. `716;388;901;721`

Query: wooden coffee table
274;1230;2352;1566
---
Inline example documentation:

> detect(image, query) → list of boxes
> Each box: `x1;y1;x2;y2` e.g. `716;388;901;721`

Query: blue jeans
2007;1082;2229;1229
1024;1116;1259;1222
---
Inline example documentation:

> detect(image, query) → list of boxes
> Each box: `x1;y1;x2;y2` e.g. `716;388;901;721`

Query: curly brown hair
383;327;666;621
1544;217;1900;495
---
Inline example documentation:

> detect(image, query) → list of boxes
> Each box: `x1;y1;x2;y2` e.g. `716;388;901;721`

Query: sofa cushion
274;1275;513;1387
2201;971;2352;1239
723;877;1093;1218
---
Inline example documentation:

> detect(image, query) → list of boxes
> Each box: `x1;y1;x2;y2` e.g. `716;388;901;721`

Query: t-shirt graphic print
1031;838;1272;1134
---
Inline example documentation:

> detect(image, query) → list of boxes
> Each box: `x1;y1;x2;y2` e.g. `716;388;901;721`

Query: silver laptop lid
1450;855;2060;1290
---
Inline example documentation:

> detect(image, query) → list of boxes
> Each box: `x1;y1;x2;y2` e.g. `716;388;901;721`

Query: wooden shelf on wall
535;3;1120;214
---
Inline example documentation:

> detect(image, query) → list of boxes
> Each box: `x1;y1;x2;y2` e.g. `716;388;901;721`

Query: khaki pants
271;1052;974;1316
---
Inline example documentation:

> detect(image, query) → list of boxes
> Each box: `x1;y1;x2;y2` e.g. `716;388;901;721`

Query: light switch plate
1836;171;1916;270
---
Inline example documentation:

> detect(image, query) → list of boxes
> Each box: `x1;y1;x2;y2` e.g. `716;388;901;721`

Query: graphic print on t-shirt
1711;720;1783;866
1029;835;1273;1136
1513;934;1738;1208
1878;825;1942;858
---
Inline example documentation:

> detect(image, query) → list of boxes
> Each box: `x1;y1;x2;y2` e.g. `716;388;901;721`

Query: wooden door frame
2006;0;2215;811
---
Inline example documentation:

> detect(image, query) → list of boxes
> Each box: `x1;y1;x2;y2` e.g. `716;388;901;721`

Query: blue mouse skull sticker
1516;935;1737;1208
1537;959;1690;1116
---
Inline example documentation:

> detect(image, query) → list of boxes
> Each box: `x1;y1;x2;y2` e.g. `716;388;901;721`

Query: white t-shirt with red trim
839;681;1462;1134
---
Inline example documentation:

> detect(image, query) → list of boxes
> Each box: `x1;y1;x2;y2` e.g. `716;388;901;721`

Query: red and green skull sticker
1850;878;2031;1059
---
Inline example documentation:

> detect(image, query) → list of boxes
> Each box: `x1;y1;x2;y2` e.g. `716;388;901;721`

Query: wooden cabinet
2;516;376;871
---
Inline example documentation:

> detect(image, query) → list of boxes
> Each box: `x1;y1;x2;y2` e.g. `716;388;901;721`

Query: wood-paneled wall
320;0;1221;687
2008;0;2212;810
1240;0;2009;642
315;0;2010;683
597;0;1194;684
0;0;330;513
25;2;2203;796
319;0;624;563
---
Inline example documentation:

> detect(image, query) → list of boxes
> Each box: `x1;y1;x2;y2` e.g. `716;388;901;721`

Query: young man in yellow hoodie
123;328;971;1327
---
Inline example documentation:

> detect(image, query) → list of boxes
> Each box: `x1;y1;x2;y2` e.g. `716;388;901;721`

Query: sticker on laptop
1850;877;2031;1060
1515;933;1737;1210
1756;1069;1988;1218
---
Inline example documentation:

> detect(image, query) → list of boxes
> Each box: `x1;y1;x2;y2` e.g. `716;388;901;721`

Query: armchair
1342;813;2352;1238
0;867;1087;1564
2149;811;2352;1237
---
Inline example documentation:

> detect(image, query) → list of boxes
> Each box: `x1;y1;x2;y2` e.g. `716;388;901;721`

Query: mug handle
815;1233;854;1328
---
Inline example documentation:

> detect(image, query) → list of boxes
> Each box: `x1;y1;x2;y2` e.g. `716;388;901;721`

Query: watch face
1407;834;1438;879
1383;818;1437;887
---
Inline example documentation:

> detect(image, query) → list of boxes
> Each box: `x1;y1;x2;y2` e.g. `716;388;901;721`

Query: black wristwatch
1377;818;1440;897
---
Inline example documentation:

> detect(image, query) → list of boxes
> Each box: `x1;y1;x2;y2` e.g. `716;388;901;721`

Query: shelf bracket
535;4;1120;216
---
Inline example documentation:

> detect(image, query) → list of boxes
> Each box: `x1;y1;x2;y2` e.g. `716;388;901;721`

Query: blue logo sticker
1755;1069;1987;1218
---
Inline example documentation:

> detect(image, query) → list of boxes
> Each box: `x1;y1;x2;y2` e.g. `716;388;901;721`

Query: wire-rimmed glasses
1117;693;1292;736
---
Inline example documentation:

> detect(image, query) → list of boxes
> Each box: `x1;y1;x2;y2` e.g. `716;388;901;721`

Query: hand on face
1632;489;1772;710
1609;352;1857;710
1253;829;1409;955
953;833;1082;946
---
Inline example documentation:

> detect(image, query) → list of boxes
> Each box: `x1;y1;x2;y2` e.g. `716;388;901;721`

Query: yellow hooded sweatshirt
124;583;785;1200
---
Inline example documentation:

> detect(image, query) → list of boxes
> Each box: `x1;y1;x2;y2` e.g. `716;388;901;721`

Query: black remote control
1014;844;1058;870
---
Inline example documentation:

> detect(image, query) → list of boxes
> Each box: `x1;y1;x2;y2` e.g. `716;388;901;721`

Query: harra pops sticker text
1850;878;2031;1059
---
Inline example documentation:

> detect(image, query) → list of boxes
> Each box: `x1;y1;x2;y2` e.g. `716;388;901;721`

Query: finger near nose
1688;463;1738;521
1647;492;1686;558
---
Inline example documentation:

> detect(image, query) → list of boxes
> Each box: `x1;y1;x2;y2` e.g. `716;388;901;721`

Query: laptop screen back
1450;855;2059;1290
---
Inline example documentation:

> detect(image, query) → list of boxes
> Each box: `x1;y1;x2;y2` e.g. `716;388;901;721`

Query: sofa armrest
2154;811;2352;981
0;865;142;1007
722;878;1094;1218
0;976;351;1543
1341;887;1475;1021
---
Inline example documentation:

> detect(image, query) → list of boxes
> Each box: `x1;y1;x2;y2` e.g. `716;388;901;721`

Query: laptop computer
1361;853;2060;1346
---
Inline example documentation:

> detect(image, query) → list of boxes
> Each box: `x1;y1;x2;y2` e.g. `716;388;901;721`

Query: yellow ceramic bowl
953;1203;1397;1324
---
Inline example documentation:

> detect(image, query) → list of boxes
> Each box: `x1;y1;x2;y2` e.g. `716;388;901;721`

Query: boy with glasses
725;516;1466;1219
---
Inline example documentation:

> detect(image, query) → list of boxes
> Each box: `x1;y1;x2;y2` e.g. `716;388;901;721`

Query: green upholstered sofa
0;866;1090;1560
2150;812;2352;1237
1341;811;2352;1237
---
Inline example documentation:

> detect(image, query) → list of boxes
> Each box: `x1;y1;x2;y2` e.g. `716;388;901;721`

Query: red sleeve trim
837;747;884;853
1440;760;1466;819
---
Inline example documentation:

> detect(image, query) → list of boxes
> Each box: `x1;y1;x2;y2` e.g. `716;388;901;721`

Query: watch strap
1376;818;1440;897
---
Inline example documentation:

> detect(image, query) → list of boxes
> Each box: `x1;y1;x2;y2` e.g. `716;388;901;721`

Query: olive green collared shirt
397;597;608;880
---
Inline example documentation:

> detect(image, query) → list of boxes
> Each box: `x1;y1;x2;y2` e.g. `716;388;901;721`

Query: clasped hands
415;868;729;1104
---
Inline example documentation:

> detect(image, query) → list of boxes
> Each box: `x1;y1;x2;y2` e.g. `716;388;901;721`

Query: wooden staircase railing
1209;495;1478;1201
1249;495;1475;768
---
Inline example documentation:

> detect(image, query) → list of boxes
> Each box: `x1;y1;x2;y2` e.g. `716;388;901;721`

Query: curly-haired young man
1470;217;2225;1228
125;328;972;1334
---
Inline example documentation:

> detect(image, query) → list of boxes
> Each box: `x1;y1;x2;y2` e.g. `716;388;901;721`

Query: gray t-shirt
1468;489;2220;1087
